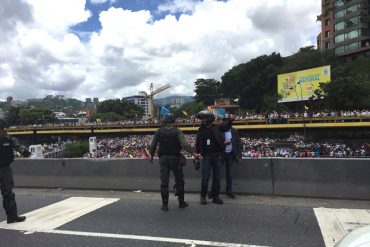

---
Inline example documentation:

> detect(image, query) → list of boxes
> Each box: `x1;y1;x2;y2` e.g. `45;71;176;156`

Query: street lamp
297;82;306;141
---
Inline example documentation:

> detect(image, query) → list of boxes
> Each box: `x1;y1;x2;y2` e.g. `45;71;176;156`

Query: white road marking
0;196;269;247
21;228;270;247
0;197;119;231
314;207;370;247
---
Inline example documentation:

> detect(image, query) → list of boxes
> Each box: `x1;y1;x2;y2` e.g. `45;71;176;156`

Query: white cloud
0;0;321;101
90;0;116;5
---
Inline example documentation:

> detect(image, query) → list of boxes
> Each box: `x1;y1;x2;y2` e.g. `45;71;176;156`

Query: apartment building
317;0;370;60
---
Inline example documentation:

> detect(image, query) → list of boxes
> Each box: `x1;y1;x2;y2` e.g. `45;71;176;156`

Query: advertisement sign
277;65;331;103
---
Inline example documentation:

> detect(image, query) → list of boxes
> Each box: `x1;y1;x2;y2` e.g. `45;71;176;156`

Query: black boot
176;185;188;208
161;185;169;211
179;200;188;208
7;215;26;224
4;193;26;223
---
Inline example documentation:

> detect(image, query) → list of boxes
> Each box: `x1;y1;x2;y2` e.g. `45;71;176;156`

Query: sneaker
7;216;26;224
226;192;236;199
200;197;207;205
161;204;169;211
179;201;189;208
212;198;224;205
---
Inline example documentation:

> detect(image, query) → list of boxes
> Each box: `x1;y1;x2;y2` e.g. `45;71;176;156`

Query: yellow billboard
277;65;331;103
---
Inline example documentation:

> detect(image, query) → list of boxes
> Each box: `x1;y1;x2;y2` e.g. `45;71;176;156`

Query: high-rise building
317;0;370;60
6;96;13;104
122;92;150;119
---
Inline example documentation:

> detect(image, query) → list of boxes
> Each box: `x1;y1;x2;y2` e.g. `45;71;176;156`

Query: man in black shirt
0;118;29;223
195;111;226;205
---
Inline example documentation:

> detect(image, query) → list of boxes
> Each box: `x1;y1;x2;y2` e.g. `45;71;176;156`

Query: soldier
149;113;199;211
0;118;30;223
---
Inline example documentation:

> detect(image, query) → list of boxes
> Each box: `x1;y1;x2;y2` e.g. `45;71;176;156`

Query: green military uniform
149;121;194;211
0;119;29;223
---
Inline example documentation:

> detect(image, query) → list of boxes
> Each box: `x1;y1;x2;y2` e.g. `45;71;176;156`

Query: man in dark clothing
195;110;230;205
149;113;199;211
0;118;29;223
221;116;242;199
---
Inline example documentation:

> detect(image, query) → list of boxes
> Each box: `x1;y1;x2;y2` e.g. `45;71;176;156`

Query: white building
122;92;150;119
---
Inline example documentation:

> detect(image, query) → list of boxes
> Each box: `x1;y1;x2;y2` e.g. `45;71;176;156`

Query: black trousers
159;155;185;204
0;166;18;218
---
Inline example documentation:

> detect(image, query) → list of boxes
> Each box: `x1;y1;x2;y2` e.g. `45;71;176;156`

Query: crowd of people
76;135;370;159
7;109;370;129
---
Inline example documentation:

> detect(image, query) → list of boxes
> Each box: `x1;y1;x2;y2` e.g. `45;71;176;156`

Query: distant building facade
123;92;149;119
317;0;370;60
6;96;13;104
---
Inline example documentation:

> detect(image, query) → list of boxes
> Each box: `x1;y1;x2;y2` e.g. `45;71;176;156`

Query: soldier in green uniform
149;113;199;211
0;118;30;223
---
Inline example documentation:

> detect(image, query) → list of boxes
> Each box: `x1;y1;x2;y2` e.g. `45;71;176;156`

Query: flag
160;106;170;116
96;118;101;122
218;107;226;118
141;149;149;158
182;111;188;116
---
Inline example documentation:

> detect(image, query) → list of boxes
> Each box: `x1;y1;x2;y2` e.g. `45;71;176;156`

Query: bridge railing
5;116;370;134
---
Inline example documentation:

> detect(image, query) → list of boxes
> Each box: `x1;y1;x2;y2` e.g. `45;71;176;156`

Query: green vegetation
194;46;370;112
26;96;83;114
94;99;144;121
5;106;57;126
65;143;89;158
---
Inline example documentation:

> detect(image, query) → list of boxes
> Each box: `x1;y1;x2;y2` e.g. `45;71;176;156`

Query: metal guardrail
5;116;370;135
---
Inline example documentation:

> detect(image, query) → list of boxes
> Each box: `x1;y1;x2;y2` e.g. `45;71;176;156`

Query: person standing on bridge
149;113;199;211
0;118;30;224
220;115;242;199
195;110;232;205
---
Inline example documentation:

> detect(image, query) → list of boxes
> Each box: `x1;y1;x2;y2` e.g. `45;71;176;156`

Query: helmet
162;113;175;123
0;118;6;129
196;110;215;125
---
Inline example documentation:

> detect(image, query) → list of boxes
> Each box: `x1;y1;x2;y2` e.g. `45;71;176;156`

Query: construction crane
143;83;171;118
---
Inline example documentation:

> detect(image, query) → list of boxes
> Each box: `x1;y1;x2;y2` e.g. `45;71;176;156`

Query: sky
0;0;321;101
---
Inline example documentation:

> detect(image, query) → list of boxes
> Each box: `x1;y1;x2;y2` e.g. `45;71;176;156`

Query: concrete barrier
11;158;273;195
11;158;370;199
272;158;370;200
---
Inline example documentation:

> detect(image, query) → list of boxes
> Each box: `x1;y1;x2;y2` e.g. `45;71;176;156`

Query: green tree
19;107;57;125
320;67;370;110
194;79;221;106
5;107;21;126
171;101;206;118
220;52;283;112
65;143;89;158
96;99;144;121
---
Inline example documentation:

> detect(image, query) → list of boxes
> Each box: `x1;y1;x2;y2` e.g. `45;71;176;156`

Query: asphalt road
1;189;370;247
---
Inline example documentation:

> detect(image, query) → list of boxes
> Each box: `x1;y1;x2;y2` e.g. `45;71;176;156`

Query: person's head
162;113;175;124
196;110;215;127
222;114;234;130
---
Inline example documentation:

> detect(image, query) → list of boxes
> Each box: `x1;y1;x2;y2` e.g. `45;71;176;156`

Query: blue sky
73;0;162;32
0;0;321;100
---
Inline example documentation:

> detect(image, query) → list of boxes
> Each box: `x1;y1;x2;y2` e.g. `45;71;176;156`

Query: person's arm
148;129;160;160
177;130;194;154
11;137;30;157
195;129;201;154
234;128;243;161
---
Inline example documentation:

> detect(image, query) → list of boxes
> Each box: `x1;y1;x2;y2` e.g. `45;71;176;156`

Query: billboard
277;65;331;103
